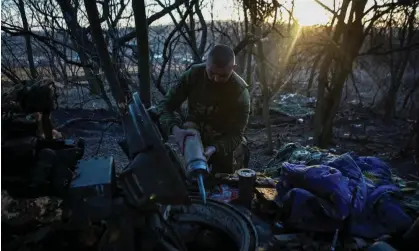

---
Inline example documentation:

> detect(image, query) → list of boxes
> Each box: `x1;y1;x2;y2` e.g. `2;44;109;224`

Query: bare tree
247;0;281;153
133;0;151;107
311;0;407;147
379;3;418;116
84;0;127;112
16;0;38;79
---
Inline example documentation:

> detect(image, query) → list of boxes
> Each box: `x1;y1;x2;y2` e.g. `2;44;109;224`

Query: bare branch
116;0;186;46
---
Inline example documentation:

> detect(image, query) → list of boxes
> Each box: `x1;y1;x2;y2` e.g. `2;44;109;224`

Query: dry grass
2;62;186;82
2;66;85;84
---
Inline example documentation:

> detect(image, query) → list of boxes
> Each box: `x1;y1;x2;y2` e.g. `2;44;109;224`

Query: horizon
1;0;334;29
149;0;333;26
2;0;393;32
1;0;405;36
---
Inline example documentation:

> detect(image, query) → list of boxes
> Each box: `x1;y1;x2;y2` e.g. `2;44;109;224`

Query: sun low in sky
292;0;332;26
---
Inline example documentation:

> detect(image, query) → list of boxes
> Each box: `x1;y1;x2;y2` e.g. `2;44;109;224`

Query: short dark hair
207;44;235;67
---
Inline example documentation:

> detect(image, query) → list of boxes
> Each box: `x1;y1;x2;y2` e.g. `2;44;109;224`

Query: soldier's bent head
206;45;236;84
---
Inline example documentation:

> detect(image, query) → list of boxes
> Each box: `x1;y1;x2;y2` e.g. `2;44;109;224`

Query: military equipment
3;89;260;251
237;168;256;209
118;92;188;206
169;196;259;251
69;156;116;225
183;130;210;204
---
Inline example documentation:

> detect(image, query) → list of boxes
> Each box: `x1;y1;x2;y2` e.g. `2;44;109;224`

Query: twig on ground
94;122;116;156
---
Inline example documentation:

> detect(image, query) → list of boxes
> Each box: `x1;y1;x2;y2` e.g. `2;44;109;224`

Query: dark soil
52;108;128;170
247;108;418;179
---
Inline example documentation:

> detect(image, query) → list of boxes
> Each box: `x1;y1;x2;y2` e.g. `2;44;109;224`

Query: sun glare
293;0;331;26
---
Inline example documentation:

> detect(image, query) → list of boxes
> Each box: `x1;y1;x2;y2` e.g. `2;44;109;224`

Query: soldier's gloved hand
172;125;197;153
204;146;216;161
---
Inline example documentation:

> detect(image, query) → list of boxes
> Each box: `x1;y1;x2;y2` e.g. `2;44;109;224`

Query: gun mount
68;92;189;220
64;92;258;251
63;92;189;250
119;92;189;206
3;91;258;251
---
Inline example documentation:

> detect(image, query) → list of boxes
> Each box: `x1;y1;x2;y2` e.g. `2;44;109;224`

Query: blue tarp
276;153;413;239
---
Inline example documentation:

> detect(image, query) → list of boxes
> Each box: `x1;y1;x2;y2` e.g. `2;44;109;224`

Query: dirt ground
247;108;418;178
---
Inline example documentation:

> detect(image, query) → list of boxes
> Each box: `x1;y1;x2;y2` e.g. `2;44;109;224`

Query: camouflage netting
263;143;337;176
393;176;419;217
270;93;316;118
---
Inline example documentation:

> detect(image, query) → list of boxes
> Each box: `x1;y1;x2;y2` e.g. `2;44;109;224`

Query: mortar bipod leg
132;92;142;112
128;103;141;137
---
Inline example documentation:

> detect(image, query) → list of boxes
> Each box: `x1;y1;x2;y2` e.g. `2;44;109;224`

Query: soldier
158;44;251;174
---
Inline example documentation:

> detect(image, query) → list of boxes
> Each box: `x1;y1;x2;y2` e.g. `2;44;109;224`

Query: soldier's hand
172;126;197;153
204;146;216;160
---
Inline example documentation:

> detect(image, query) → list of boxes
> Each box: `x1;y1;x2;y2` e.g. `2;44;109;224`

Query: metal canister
237;168;256;209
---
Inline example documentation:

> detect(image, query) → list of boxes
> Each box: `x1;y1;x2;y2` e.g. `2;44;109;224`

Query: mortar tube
183;129;209;205
197;174;206;204
187;159;209;204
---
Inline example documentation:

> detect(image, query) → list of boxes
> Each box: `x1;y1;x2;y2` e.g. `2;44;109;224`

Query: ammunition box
69;156;116;222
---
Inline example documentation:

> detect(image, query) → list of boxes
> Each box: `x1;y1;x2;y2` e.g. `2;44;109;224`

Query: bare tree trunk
84;0;126;112
244;3;253;86
187;0;199;62
246;0;273;152
402;80;419;109
132;0;152;108
256;40;273;153
195;0;207;57
384;59;409;116
56;0;108;100
306;53;322;96
313;0;367;147
315;64;352;147
245;50;253;85
17;0;37;79
383;6;417;116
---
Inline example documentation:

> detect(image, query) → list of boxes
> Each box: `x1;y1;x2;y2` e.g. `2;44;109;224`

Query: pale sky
2;0;380;29
152;0;334;26
291;0;334;25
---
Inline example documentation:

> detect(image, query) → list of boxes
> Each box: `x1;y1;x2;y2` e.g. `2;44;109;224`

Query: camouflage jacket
158;63;250;155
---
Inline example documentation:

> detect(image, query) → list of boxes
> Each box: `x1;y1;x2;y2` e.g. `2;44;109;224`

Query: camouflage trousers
208;151;234;174
209;137;249;174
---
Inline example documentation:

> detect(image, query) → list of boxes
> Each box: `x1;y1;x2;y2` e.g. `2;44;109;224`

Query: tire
168;197;258;251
